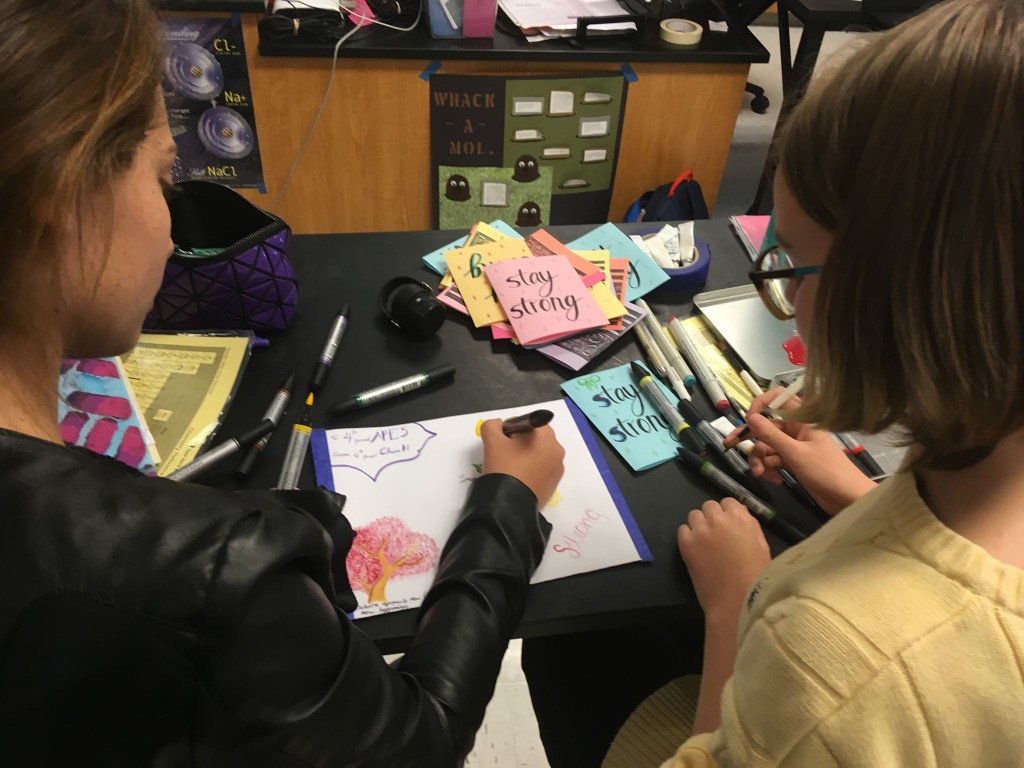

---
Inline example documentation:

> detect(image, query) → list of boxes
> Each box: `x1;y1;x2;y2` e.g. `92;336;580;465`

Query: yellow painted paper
680;316;756;409
577;250;627;327
444;239;533;327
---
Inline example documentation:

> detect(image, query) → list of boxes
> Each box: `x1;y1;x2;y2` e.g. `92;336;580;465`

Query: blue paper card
560;360;680;472
566;223;669;301
422;220;522;275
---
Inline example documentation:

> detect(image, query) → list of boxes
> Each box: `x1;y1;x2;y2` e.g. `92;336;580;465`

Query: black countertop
258;3;770;63
200;220;823;653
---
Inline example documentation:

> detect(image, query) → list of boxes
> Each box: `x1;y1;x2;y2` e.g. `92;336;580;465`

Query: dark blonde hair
0;0;163;329
779;0;1024;470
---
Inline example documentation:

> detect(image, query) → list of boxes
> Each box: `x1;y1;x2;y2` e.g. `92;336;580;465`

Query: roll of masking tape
659;18;703;46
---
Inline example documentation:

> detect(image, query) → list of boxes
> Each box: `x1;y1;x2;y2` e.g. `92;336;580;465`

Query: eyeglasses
749;246;823;321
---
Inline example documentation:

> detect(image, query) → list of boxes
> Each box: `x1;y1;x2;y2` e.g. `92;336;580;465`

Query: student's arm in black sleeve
201;474;550;767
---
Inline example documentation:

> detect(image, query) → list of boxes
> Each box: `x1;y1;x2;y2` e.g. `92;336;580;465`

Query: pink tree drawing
347;517;441;603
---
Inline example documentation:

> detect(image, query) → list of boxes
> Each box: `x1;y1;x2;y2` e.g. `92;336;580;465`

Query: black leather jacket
0;430;551;766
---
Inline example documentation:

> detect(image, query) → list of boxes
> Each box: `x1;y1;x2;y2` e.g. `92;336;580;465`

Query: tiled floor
464;640;550;767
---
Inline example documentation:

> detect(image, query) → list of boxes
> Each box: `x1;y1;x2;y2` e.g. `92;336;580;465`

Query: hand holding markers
737;388;877;516
480;416;565;508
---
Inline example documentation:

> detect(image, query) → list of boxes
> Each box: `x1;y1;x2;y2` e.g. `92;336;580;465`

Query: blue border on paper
564;397;653;562
310;428;334;491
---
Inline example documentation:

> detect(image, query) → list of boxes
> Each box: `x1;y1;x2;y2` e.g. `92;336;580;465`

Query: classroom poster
311;399;651;619
163;15;266;191
430;73;628;229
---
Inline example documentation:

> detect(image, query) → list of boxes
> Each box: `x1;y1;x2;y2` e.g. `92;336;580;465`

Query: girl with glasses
528;1;1024;764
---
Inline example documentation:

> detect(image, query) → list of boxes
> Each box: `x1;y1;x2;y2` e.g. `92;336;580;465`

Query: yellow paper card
445;240;533;327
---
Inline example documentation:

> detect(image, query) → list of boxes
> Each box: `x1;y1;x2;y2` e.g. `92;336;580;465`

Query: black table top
258;4;770;63
204;219;822;654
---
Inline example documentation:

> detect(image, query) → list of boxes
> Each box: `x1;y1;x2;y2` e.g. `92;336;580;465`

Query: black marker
676;448;808;545
236;373;295;481
168;419;276;483
678;399;768;496
310;304;350;394
502;409;554;436
327;365;455;417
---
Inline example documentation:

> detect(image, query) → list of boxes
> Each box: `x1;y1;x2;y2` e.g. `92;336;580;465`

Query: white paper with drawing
310;398;650;619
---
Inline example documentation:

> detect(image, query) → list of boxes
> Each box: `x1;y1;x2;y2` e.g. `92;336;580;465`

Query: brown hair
778;0;1024;470
0;0;163;332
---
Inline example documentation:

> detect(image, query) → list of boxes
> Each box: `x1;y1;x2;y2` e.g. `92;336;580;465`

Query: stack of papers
498;0;637;41
423;220;669;370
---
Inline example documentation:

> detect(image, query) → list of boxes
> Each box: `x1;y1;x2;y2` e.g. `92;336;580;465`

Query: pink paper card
485;255;609;347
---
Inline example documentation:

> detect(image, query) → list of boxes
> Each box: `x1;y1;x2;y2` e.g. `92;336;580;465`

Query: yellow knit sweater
663;471;1024;767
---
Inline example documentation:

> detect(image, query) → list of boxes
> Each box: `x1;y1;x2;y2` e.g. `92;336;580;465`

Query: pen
668;318;729;412
167;419;276;483
725;373;805;448
633;322;670;379
837;433;885;477
327;365;456;417
235;373;295;481
502;409;554;436
277;393;314;490
636;299;696;392
676;447;808;545
630;361;704;454
310;304;350;394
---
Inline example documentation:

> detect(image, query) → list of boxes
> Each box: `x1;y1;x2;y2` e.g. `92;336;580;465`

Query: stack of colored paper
423;220;669;369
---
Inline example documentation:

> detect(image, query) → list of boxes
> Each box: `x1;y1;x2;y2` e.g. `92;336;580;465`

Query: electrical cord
268;1;423;211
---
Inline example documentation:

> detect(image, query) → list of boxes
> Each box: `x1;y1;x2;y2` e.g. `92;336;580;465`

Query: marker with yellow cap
630;361;704;454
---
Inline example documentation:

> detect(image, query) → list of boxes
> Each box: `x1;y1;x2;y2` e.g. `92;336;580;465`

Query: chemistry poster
430;73;628;229
163;15;266;191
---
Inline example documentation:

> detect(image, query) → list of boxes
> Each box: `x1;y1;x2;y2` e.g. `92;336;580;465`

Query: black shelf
259;9;769;64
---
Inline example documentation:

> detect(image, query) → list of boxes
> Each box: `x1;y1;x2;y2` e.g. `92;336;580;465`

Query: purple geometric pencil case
145;181;298;334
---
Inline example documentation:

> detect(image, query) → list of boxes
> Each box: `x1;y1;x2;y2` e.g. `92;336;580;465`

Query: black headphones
378;277;446;340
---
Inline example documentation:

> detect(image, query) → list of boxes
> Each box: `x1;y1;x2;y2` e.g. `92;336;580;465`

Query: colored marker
277;393;314;490
676;447;808;545
502;409;554;436
168;419;275;483
837;433;885;477
678;399;769;496
633;322;670;379
668;318;729;412
636;299;696;392
236;373;295;481
725;373;805;447
629;361;703;454
310;304;350;394
327;365;455;417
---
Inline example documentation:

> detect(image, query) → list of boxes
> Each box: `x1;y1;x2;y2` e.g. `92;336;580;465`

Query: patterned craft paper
444;239;533;327
537;302;646;371
577;250;627;332
561;360;680;471
566;223;669;301
422;219;522;276
310;398;650;619
525;229;605;288
485;254;609;347
58;357;159;475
